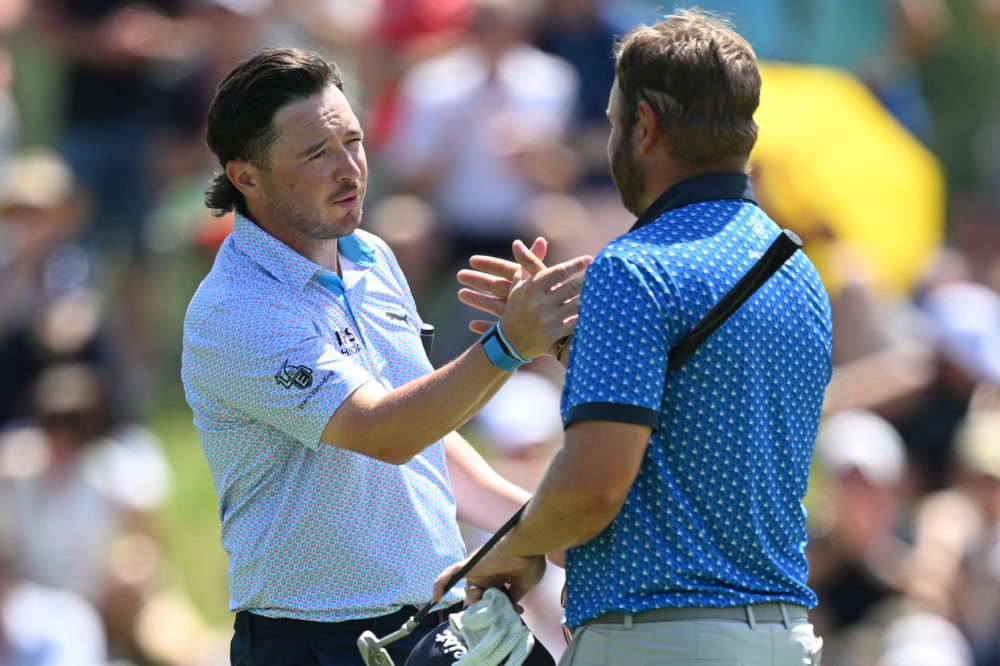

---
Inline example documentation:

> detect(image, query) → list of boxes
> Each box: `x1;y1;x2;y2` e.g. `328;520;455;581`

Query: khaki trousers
559;614;822;666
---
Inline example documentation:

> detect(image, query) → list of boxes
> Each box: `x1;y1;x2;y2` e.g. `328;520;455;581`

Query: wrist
480;322;530;371
554;335;572;362
493;534;529;565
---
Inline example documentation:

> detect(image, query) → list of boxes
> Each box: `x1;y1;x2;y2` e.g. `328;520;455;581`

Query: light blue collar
232;212;376;294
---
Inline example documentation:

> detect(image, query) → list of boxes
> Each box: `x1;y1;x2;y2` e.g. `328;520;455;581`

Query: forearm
495;447;624;557
323;343;513;463
444;431;530;532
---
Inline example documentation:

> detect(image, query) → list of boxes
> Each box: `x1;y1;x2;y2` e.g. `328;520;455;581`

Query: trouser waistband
236;602;464;639
586;602;808;630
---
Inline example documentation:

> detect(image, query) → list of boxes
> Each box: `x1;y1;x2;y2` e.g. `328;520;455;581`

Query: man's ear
635;99;659;154
225;160;265;202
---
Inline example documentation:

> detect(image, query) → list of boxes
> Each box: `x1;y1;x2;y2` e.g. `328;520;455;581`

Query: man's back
561;181;832;627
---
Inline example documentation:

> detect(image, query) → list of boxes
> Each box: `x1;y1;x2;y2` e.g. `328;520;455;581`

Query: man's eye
310;150;327;160
347;137;363;145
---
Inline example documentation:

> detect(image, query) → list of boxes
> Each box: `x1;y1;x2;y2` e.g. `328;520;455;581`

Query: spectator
0;363;171;662
381;0;580;263
808;410;912;661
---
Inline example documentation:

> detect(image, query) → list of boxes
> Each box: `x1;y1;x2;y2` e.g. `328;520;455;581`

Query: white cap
815;410;906;487
921;282;1000;384
878;613;973;666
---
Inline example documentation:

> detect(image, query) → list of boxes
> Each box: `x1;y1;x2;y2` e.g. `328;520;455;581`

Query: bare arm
321;249;590;464
444;431;530;532
432;420;651;601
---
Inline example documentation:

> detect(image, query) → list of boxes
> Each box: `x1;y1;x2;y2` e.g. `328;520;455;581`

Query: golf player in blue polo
434;11;832;666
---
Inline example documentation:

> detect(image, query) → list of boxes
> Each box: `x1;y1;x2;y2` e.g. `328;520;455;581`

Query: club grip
420;323;435;361
666;229;802;373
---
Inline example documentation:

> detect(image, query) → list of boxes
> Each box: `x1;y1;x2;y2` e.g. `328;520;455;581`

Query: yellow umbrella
751;63;945;295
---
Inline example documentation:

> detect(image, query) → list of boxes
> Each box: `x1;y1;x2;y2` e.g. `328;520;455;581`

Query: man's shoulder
183;240;291;333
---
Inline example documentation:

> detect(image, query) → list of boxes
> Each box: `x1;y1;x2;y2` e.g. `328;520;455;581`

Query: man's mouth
332;190;361;208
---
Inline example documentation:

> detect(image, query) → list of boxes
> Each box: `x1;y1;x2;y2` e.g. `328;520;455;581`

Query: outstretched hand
458;237;549;335
457;238;590;358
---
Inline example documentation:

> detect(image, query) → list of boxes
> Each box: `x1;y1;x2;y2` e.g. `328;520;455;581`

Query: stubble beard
611;130;646;218
262;176;366;242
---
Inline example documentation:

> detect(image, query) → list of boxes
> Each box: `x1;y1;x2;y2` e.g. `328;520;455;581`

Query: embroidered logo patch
275;359;314;389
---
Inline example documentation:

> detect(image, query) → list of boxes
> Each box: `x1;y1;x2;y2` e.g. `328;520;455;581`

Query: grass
146;389;232;628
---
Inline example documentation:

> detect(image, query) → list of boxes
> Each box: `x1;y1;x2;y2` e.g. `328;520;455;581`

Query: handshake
459;237;592;366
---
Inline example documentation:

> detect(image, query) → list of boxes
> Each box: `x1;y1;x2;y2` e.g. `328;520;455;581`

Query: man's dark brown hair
205;48;343;217
613;10;760;167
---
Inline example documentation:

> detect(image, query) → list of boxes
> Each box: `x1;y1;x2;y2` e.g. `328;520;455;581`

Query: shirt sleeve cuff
563;402;660;431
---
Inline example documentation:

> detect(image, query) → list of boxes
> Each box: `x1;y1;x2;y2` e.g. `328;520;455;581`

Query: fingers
468;320;493;335
458;289;506;317
468;255;520;281
457;270;513;299
547;274;586;303
531;254;593;292
464;583;485;605
467;237;547;280
529;237;548;264
549;314;579;341
512;240;548;277
433;563;464;603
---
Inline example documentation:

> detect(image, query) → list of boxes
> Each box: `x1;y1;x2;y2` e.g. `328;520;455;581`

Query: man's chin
335;207;363;237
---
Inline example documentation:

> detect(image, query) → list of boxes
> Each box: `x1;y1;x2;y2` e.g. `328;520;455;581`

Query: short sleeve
182;297;374;450
562;254;679;431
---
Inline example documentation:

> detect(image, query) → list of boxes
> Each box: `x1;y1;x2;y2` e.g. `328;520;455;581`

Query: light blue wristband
480;323;526;371
494;322;531;363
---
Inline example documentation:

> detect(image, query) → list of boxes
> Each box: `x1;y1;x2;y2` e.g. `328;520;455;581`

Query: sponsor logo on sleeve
275;360;314;389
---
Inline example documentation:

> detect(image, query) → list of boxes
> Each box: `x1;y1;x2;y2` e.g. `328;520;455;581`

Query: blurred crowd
0;0;999;664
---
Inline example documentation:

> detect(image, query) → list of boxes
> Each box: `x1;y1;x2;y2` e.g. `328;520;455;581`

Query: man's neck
244;208;340;274
639;161;748;214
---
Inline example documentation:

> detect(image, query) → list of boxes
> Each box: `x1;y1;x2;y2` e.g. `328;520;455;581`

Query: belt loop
624;613;634;630
745;605;757;630
437;609;445;624
778;602;791;630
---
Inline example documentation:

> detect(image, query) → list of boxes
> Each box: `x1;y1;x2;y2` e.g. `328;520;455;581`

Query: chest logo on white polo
275;359;314;389
385;310;408;322
334;326;363;356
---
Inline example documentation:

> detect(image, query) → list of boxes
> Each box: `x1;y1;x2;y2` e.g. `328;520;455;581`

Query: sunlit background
1;0;999;664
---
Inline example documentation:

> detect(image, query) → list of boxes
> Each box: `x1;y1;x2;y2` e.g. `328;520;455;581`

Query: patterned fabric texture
561;174;833;629
182;213;466;621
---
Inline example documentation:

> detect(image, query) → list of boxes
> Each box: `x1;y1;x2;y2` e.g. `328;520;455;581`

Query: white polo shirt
181;213;466;621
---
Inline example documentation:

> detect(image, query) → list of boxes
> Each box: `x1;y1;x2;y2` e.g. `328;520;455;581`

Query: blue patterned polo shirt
561;173;833;629
182;213;466;621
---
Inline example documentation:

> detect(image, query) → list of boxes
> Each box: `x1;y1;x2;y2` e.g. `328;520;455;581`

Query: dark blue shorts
230;603;464;666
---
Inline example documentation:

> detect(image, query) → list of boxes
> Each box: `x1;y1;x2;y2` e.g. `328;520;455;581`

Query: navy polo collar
629;172;757;233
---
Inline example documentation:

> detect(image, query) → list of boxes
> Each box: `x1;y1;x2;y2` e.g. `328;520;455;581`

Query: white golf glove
448;588;534;666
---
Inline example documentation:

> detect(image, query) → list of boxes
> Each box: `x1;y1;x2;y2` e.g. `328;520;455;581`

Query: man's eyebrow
298;139;328;158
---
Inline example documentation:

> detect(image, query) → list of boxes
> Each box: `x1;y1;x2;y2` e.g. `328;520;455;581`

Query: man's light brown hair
613;9;760;166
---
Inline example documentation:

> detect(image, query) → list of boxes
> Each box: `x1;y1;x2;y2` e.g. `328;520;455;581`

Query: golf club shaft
411;502;528;624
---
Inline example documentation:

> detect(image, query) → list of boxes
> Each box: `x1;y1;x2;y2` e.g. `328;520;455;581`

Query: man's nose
334;150;363;182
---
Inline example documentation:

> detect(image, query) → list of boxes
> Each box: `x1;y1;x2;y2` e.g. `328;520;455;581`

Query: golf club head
358;631;397;666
